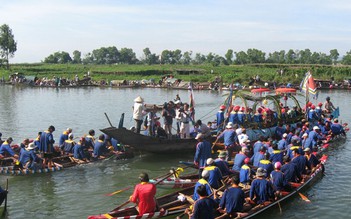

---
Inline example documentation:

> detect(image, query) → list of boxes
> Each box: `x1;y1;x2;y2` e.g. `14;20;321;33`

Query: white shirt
133;102;145;120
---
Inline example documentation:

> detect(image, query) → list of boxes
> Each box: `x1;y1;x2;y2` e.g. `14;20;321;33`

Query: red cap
318;102;323;107
244;157;250;164
307;102;312;107
311;105;315;109
240;107;245;112
234;106;240;111
257;108;263;113
281;108;286;113
220;105;226;110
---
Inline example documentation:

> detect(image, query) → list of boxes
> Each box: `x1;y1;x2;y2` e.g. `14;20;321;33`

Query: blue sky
2;0;351;63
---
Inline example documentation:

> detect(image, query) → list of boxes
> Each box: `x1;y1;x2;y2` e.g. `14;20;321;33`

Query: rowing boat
87;186;194;219
100;127;198;154
228;154;328;219
0;149;134;176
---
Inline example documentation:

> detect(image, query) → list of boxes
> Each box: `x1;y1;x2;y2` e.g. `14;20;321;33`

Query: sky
1;0;351;63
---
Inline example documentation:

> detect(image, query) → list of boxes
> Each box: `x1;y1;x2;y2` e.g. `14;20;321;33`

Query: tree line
43;47;351;66
2;23;351;68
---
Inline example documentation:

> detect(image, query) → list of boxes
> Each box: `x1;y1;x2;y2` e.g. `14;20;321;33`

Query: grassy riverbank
1;63;351;85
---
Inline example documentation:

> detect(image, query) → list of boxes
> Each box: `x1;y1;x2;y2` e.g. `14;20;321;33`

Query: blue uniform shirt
193;179;212;201
0;142;15;156
93;140;107;158
219;187;245;213
73;142;86;159
194;140;212;168
232;153;247;171
250;178;274;204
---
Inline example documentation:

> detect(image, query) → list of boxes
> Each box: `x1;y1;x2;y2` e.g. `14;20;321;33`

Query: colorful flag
301;71;318;99
188;82;195;121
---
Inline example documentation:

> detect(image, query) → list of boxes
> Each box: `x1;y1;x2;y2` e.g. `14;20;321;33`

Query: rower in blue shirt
93;134;108;159
281;156;300;183
249;168;274;204
19;143;40;170
219;175;248;218
204;158;224;189
193;170;213;201
232;147;249;171
0;137;17;159
214;151;233;176
291;149;311;176
257;153;274;178
330;119;346;137
59;128;72;148
216;105;226;131
85;129;95;149
270;162;289;192
277;133;288;151
216;122;239;161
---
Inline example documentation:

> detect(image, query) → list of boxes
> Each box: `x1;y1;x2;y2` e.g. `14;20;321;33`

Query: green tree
341;50;351;65
142;48;155;65
72;50;81;64
193;53;206;64
119;47;137;64
0;24;17;69
43;51;72;63
225;49;233;65
181;51;192;65
246;48;265;63
329;49;339;65
234;51;248;64
285;49;296;64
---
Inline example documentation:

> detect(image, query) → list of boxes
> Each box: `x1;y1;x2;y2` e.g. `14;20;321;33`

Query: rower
39;125;56;168
270;162;289;196
216;122;239;161
281;156;300;183
330;118;346;137
130;172;157;216
307;126;325;150
250;146;266;167
239;158;252;188
232;147;249;172
193;170;213;201
73;137;89;162
291;149;311;177
59;128;72;148
214;151;233;176
194;133;212;177
33;132;42;149
218;175;249;218
19;142;41;170
188;185;218;219
304;148;320;169
204;158;224;189
0;137;18;159
248;167;274;205
61;133;75;155
269;143;284;166
257;153;274;178
277;133;288;151
93;134;108;159
85;129;95;149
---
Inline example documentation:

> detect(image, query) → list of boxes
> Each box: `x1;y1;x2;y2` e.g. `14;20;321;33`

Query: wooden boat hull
100;127;197;154
88;186;194;219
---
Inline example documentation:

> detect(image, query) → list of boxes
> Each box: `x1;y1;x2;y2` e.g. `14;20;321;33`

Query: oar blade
299;192;311;203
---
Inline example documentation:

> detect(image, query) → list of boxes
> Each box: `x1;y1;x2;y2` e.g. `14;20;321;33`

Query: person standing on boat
216;105;226;132
147;105;159;137
130;172;157;216
162;101;176;139
218;175;248;218
39;125;56;168
174;100;182;138
216;122;239;161
59;128;72;148
179;103;192;139
194;133;212;177
248;167;274;205
133;96;146;134
324;96;336;113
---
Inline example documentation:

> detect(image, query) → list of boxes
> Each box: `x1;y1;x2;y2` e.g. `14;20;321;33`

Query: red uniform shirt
130;182;156;215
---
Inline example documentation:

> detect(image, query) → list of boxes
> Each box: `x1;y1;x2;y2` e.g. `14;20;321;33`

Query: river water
0;85;350;219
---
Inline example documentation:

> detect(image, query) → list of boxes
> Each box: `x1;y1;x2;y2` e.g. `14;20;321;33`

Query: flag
301;71;319;99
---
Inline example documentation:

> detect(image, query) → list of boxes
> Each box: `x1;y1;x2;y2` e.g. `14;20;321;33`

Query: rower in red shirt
130;172;157;215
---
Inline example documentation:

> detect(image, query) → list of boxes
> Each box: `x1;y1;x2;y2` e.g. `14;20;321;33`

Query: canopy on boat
275;88;297;94
251;88;270;94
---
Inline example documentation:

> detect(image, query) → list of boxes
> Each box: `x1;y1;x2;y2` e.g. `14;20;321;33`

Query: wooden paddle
298;192;311;203
4;178;8;213
105;186;132;196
